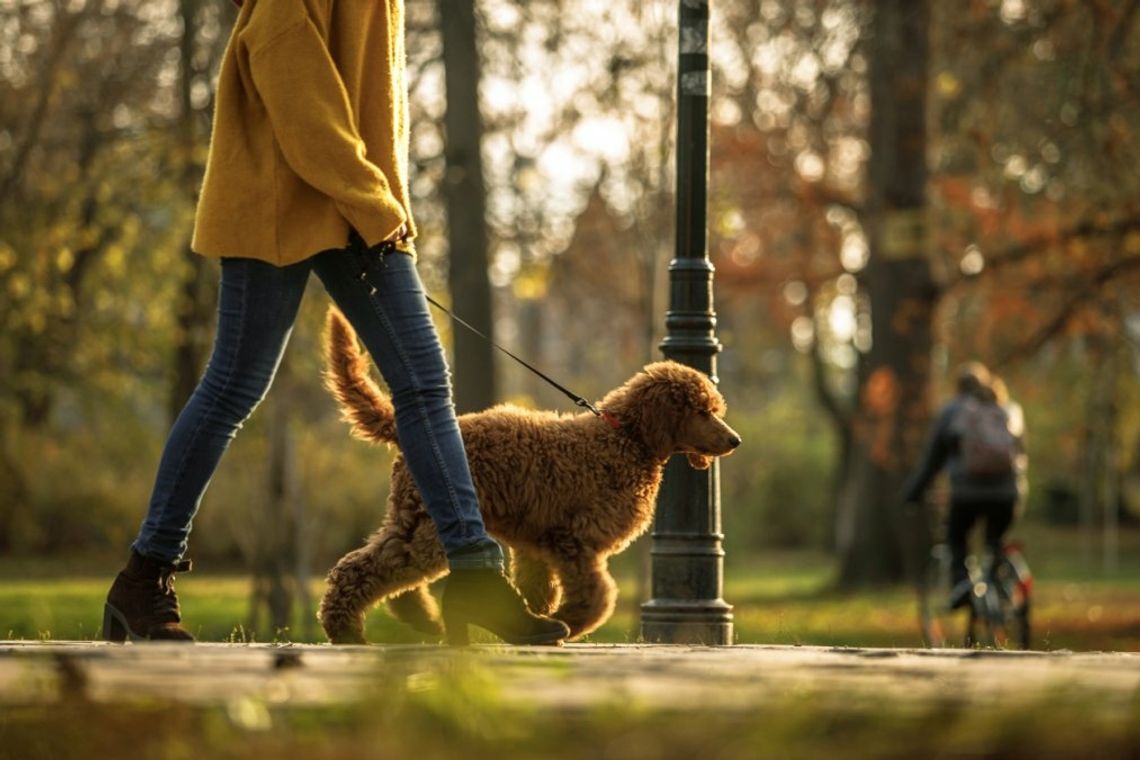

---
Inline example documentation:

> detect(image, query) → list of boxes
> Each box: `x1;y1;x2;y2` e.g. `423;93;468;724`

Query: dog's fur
317;308;741;643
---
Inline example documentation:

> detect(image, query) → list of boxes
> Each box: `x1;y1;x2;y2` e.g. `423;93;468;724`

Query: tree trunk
836;0;936;587
12;107;106;429
169;258;214;421
247;358;307;637
169;0;215;422
0;412;28;553
1080;328;1122;575
265;383;297;633
440;0;496;413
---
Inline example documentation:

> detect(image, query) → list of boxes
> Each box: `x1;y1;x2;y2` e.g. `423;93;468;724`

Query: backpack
954;397;1017;479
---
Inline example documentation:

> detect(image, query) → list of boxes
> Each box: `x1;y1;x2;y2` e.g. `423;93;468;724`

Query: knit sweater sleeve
899;404;954;504
244;16;406;246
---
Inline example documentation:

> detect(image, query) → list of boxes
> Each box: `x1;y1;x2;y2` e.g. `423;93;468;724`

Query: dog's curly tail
323;307;399;446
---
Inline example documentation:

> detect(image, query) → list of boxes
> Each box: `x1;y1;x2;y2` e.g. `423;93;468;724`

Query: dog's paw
325;627;368;645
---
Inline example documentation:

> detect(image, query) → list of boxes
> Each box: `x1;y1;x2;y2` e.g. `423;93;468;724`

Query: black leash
352;236;620;428
423;293;621;429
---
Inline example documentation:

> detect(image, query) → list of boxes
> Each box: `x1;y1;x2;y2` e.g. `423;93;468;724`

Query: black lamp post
639;0;733;645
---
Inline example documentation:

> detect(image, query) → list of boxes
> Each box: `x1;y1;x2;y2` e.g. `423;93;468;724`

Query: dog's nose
728;435;742;449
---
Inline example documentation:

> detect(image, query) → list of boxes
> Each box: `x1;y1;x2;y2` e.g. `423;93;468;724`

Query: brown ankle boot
103;551;195;642
442;568;569;646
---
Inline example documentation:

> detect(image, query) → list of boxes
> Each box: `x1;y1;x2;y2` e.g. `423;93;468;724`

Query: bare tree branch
997;254;1140;366
951;213;1140;282
0;7;83;204
1109;0;1140;60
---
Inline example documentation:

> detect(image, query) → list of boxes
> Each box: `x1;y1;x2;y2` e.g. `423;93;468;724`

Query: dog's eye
697;409;711;418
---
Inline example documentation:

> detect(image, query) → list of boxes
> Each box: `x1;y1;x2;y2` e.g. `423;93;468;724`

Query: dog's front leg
550;555;618;639
510;550;561;616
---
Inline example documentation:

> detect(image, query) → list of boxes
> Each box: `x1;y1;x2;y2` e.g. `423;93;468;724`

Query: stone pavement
1;642;1138;713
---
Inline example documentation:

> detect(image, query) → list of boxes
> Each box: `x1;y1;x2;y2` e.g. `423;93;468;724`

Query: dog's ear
622;376;679;459
686;453;713;470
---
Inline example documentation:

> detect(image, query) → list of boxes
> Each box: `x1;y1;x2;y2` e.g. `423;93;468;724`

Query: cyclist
900;362;1023;610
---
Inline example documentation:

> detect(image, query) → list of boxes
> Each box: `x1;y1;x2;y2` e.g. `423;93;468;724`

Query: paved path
2;642;1138;713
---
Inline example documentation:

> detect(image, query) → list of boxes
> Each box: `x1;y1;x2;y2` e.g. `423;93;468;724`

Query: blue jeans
133;245;503;570
947;497;1014;587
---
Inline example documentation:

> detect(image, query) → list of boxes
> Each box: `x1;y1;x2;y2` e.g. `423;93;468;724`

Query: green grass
2;522;1138;650
0;575;433;645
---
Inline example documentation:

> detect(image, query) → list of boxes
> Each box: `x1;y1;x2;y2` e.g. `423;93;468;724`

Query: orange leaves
862;367;899;416
855;367;901;469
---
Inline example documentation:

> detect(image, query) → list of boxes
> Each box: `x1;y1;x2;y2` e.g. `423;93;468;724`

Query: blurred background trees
1;0;1138;630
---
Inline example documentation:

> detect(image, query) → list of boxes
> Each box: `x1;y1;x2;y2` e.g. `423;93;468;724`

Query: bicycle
919;540;1033;649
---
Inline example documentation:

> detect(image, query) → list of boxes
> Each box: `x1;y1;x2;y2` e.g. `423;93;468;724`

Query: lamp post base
640;599;733;645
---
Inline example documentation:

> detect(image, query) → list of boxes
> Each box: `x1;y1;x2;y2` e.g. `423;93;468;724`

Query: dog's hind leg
549;554;618;639
319;512;447;644
386;585;444;636
510;550;562;616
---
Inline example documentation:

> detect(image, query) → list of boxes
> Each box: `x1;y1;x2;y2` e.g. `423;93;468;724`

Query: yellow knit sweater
192;0;415;266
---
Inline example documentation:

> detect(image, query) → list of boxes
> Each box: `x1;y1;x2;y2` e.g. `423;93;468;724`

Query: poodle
317;308;741;643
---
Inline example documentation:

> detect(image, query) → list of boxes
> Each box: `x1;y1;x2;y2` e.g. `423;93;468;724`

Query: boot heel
441;568;570;646
102;603;131;643
443;610;469;646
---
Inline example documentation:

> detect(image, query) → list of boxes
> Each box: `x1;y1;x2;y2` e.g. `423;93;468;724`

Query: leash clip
575;399;621;429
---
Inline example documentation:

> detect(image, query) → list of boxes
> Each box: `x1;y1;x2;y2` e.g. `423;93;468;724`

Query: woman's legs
107;256;312;641
313;246;501;569
133;257;312;562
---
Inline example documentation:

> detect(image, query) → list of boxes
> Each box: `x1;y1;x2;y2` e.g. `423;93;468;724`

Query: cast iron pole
640;0;733;645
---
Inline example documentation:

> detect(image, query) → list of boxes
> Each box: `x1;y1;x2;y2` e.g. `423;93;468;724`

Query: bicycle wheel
919;544;960;647
972;581;1007;648
961;551;1004;648
969;549;1033;650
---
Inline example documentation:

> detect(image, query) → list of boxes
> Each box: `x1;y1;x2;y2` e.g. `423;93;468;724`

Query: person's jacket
900;395;1021;504
193;0;414;266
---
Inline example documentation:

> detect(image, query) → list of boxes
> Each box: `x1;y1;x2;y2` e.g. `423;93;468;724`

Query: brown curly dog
317;308;741;643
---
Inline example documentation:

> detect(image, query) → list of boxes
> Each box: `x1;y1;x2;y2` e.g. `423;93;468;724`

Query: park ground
1;642;1139;760
1;522;1138;758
